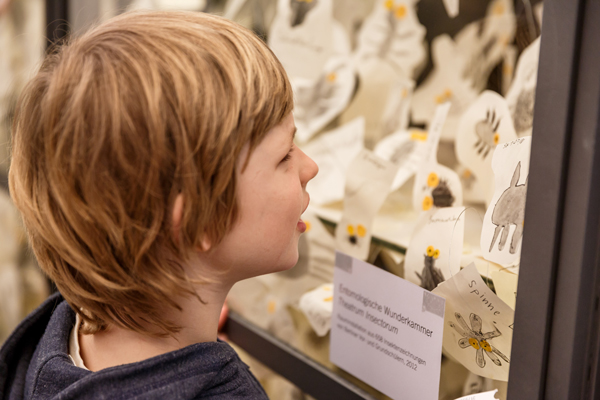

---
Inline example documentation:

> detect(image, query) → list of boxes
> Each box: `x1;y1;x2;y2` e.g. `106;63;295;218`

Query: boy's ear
172;193;185;245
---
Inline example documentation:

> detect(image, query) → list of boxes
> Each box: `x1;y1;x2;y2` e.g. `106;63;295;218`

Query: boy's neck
79;280;232;372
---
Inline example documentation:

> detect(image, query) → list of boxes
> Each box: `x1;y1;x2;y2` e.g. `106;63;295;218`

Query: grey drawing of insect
289;0;318;27
474;109;501;158
416;246;444;291
432;179;455;207
512;88;535;136
489;162;527;254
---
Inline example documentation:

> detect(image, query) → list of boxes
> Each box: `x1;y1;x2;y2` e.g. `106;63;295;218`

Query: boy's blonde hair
9;11;293;336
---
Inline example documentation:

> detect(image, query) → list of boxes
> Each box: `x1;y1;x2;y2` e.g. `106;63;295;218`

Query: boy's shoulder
0;293;268;399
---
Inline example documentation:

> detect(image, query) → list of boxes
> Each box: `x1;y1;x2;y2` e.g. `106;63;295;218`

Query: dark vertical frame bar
45;0;69;50
507;0;585;398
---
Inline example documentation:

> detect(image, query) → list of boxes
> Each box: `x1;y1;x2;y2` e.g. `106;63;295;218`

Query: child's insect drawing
474;109;501;159
416;246;444;291
422;172;456;210
449;312;510;368
489;162;527;254
294;66;342;124
289;0;317;27
512;88;535;136
347;224;366;245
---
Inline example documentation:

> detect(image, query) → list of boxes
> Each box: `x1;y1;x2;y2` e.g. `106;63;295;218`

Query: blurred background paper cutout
404;206;465;290
481;136;531;267
269;0;333;80
432;264;514;381
413;103;463;212
354;0;426;79
456;91;518;206
455;389;499;400
374;128;426;191
334;150;398;260
293;57;356;143
302;117;364;205
505;37;540;138
299;283;334;337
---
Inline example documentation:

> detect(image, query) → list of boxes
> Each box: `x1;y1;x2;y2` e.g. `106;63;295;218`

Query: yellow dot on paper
305;221;312;232
503;64;513;76
410;131;428;141
326;72;337;82
357;224;367;237
347;224;355;236
426;245;435;257
469;338;480;349
433;249;440;259
401;88;408;98
463;169;472;179
494;133;500;145
493;2;505;15
267;300;276;314
422;196;433;211
394;4;407;19
480;340;492;352
323;286;331;291
323;296;333;302
384;0;394;11
427;172;439;188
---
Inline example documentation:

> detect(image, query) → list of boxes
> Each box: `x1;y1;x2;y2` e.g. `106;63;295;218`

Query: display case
37;0;600;399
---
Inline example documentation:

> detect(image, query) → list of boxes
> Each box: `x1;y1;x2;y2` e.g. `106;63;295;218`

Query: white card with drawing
269;0;333;80
334;150;398;260
354;0;426;79
456;91;518;204
331;252;445;400
413;103;463;211
293;56;356;143
302;117;364;205
374;129;427;191
481;136;531;267
432;263;513;381
404;207;465;291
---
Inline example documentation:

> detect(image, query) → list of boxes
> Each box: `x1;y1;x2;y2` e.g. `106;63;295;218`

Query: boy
0;10;318;399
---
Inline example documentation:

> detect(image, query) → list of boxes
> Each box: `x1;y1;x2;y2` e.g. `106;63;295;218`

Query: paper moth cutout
481;136;531;266
374;129;426;191
454;0;517;92
506;37;540;137
413;103;463;211
404;206;465;290
354;0;426;79
269;0;333;80
411;35;478;141
293;57;356;143
334;150;398;260
432;263;514;381
456;91;518;205
301;117;364;205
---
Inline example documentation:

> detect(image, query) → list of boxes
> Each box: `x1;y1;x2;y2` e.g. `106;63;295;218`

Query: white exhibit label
330;252;445;400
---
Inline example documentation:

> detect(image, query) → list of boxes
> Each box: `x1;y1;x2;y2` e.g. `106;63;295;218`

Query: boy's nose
300;149;319;184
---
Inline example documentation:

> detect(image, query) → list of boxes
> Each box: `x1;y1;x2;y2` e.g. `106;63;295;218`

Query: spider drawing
415;245;444;291
432;179;455;208
474;109;501;158
449;312;510;368
289;0;317;27
513;88;535;135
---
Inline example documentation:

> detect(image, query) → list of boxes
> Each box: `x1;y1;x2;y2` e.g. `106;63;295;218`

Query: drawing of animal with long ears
489;162;527;254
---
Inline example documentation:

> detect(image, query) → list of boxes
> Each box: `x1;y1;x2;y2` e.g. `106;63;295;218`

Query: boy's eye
280;147;294;163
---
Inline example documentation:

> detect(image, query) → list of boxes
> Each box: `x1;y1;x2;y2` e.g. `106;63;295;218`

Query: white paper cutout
455;389;499;400
481;136;531;267
269;0;334;80
413;103;463;211
299;207;337;284
334;150;398;260
456;91;518;205
299;283;334;336
374;129;427;190
354;0;426;79
534;2;543;28
404;207;465;290
379;77;414;137
501;45;517;96
443;0;459;18
302;117;364;205
432;263;513;381
293;56;356;143
491;271;518;310
332;0;375;44
411;35;479;141
455;0;516;92
505;37;540;137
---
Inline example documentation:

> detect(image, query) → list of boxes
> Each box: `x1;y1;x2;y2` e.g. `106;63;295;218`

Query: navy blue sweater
0;292;269;399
